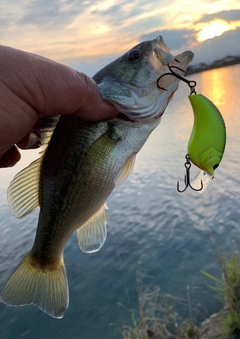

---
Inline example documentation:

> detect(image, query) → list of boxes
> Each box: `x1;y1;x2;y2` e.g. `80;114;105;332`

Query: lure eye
128;49;142;61
213;164;219;170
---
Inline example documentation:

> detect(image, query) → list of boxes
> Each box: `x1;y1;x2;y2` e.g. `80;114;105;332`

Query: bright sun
197;20;238;42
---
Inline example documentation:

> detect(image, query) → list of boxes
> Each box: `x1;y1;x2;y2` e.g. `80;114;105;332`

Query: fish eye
128;49;142;61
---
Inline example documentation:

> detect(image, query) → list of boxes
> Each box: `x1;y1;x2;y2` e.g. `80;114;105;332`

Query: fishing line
157;65;196;94
213;177;240;200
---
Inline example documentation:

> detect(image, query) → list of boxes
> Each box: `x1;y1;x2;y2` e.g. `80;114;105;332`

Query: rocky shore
199;309;228;339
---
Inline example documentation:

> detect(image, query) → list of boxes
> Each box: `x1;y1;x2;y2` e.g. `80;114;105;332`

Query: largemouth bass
0;36;194;318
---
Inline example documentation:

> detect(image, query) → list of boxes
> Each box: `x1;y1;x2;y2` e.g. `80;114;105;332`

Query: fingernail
26;133;41;149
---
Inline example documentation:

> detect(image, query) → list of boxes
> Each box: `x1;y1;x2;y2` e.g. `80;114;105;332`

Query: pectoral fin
77;204;108;253
115;153;136;188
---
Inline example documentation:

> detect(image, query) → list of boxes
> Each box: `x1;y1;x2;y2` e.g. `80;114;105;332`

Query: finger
73;73;119;121
17;132;41;150
0;146;21;168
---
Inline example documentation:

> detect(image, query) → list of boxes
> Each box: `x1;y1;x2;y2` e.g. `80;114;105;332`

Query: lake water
0;64;240;338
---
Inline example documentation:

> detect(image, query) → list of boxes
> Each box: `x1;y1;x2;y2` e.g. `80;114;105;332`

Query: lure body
187;94;226;174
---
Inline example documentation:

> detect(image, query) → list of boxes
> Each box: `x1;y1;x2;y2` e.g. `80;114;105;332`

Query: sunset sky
1;0;240;75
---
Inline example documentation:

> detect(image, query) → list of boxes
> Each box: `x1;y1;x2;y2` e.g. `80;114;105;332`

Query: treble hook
157;65;197;94
177;154;203;193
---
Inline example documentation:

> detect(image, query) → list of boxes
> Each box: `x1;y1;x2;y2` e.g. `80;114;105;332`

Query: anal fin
77;204;107;253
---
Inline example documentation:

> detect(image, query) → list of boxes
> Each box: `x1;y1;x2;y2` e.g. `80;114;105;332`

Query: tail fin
0;252;69;319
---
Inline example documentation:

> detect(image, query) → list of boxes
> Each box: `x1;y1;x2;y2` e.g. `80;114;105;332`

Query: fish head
93;35;194;121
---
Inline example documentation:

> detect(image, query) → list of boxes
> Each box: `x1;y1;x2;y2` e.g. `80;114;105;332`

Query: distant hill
186;55;240;75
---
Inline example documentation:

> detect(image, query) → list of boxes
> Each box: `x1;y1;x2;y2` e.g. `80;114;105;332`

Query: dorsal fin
36;115;59;153
7;116;59;219
7;158;41;218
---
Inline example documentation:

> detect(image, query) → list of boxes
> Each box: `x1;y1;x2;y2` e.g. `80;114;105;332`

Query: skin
0;45;118;168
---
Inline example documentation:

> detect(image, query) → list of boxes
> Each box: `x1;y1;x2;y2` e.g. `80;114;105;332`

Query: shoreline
186;57;240;75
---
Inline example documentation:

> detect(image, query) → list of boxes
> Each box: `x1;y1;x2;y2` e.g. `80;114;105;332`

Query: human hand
0;46;118;168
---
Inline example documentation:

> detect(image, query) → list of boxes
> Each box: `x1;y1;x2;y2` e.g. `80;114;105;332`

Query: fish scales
33;117;158;263
0;35;194;318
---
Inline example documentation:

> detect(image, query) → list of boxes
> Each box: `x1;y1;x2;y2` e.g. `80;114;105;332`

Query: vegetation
121;284;200;339
121;251;240;339
202;252;240;338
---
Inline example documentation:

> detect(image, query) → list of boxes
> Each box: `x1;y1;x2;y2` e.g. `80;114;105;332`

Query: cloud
0;0;169;62
89;0;167;24
67;27;240;76
1;0;239;68
4;0;90;28
140;29;197;51
190;28;240;65
196;9;240;23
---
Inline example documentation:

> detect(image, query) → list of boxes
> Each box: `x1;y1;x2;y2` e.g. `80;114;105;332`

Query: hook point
177;154;204;193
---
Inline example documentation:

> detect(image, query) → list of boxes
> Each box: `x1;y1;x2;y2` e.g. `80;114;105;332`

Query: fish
187;93;226;192
0;35;194;318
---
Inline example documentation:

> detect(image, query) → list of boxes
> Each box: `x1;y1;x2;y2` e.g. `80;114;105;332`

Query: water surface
0;65;240;338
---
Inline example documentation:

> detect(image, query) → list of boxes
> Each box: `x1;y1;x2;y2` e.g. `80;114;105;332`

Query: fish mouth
98;35;194;122
120;37;194;122
116;113;135;122
152;35;194;70
151;36;194;92
156;55;195;92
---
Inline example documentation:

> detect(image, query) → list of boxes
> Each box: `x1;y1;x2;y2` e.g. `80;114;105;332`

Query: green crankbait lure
184;93;226;193
157;65;227;193
188;93;226;174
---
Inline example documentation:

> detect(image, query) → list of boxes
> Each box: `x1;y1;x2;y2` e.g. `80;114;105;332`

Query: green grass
121;284;201;339
202;252;240;338
121;251;240;339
